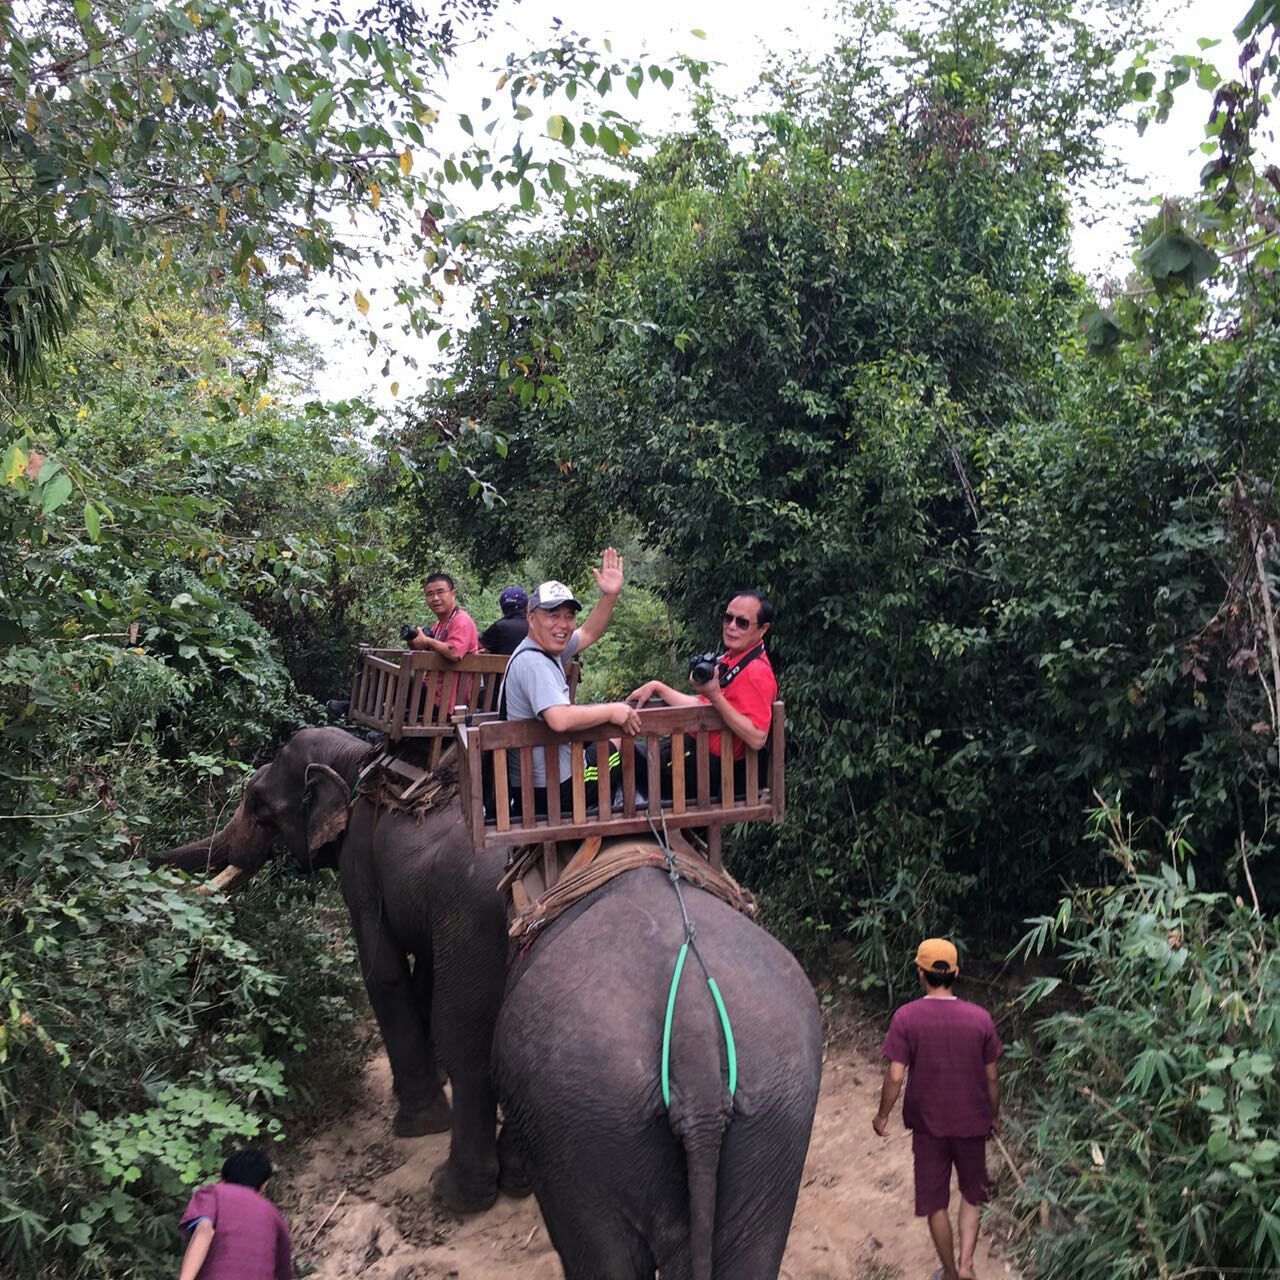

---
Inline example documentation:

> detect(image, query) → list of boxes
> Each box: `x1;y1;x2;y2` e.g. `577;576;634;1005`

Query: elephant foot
497;1123;534;1199
393;1093;452;1137
430;1158;498;1215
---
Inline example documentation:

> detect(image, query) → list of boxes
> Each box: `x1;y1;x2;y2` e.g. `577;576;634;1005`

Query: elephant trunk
151;800;272;891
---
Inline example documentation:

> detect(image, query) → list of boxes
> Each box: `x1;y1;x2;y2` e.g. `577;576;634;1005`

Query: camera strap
718;642;766;689
497;645;571;721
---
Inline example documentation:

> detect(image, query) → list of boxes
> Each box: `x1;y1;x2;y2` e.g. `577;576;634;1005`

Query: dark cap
498;586;528;615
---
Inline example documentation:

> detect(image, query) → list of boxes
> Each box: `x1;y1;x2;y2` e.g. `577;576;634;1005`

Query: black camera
400;624;420;643
689;651;721;686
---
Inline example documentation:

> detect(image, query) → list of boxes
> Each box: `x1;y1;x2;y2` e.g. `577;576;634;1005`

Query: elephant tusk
197;865;253;896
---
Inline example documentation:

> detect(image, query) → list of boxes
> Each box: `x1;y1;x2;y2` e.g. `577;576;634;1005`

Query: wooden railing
456;700;785;863
348;648;581;769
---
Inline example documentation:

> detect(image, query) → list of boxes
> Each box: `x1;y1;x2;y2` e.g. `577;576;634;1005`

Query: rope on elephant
356;750;460;822
506;834;755;943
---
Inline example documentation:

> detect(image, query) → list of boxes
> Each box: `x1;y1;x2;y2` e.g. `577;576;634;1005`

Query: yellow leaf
239;262;249;285
217;204;228;232
160;77;174;106
417;107;438;126
186;6;201;25
369;181;381;210
76;406;88;420
4;446;28;485
390;381;400;395
619;141;630;156
256;393;271;410
25;98;37;132
495;73;508;90
354;289;370;316
399;150;413;176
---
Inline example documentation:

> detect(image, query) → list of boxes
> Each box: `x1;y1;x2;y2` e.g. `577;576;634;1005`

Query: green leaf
548;114;566;141
519;177;535;210
41;472;73;515
84;502;100;543
1136;229;1217;295
309;90;336;132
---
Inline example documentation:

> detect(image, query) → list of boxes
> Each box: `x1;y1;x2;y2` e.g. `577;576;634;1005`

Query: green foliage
1011;804;1280;1278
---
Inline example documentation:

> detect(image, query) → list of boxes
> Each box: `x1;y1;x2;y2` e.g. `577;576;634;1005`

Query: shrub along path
279;1043;1018;1279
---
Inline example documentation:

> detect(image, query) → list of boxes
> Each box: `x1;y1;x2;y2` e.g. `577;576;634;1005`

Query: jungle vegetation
2;0;1278;1275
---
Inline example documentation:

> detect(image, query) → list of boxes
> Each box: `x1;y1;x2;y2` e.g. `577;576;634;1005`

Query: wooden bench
349;648;581;770
456;701;785;870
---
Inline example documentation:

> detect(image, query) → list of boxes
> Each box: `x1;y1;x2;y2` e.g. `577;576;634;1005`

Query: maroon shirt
179;1182;292;1280
881;996;1003;1137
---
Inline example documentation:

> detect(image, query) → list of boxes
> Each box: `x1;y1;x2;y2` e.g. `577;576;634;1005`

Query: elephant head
154;726;371;890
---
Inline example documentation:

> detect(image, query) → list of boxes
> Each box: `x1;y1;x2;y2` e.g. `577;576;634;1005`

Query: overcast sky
292;0;1264;405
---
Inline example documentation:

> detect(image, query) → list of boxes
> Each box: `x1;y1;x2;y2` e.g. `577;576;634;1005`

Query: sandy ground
280;1045;1021;1280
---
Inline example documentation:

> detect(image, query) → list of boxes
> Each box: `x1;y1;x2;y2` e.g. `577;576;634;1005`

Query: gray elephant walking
157;726;520;1212
494;865;823;1279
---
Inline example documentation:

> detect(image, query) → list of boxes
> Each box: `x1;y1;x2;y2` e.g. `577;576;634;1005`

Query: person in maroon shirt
872;938;1003;1280
177;1148;292;1280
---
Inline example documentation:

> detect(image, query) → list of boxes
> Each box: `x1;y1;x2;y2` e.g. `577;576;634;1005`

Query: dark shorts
912;1131;990;1216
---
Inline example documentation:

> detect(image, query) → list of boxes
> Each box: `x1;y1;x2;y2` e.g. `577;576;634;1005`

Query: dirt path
281;1047;1019;1280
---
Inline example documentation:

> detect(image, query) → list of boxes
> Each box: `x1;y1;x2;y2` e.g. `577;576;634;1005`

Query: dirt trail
281;1045;1020;1280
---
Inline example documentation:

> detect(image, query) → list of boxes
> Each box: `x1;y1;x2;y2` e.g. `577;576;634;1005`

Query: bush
1010;802;1280;1279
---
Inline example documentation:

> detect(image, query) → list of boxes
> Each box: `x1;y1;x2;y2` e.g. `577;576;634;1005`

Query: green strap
661;943;738;1107
662;942;689;1108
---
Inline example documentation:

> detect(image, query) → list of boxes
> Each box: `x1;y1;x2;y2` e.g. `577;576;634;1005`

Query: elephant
493;860;823;1280
156;725;519;1213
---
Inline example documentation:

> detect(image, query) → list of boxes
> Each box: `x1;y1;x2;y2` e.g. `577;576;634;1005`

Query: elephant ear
305;766;352;852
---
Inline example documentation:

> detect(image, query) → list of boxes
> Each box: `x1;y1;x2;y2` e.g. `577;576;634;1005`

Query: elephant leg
353;925;450;1137
428;984;502;1213
535;1192;656;1280
496;1118;533;1198
411;951;449;1092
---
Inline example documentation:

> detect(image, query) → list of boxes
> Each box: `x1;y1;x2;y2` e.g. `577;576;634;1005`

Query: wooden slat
671;733;686;816
597;736;612;818
707;826;723;872
646;734;661;819
541;841;558;892
696;733;711;809
720;738;735;808
562;835;602;879
519;748;535;828
571;742;587;824
545;740;561;828
620;738;636;818
511;879;534;914
745;746;759;807
481;805;776;853
494;749;511;833
465;727;486;852
770;700;785;822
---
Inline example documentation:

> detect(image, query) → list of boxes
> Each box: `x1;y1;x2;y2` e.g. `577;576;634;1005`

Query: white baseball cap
529;580;582;611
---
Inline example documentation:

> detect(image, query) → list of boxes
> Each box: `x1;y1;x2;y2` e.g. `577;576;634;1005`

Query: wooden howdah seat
348;647;580;771
455;700;786;873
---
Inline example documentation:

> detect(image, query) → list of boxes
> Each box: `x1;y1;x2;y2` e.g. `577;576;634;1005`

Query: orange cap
914;938;958;975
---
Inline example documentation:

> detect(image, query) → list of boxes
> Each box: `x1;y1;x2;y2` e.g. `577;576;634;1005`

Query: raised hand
592;546;624;597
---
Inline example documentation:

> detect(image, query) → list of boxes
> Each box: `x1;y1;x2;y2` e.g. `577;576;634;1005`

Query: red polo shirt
423;608;479;713
700;647;777;760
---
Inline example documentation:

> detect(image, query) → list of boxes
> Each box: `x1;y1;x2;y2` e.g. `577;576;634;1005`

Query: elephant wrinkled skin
494;866;823;1280
156;726;518;1212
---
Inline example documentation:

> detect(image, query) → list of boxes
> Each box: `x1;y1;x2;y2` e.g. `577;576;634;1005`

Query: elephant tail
679;1117;726;1280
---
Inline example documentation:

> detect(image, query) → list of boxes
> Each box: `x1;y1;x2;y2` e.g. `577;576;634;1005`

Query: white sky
291;0;1265;405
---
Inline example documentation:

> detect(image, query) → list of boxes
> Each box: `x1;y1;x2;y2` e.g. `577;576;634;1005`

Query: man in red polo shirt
405;571;479;720
872;938;1003;1280
627;589;777;763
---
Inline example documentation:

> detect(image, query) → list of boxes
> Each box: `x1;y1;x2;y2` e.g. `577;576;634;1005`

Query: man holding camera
402;573;479;720
627;590;777;764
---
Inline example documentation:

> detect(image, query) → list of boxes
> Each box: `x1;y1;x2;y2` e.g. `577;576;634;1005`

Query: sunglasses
722;612;757;630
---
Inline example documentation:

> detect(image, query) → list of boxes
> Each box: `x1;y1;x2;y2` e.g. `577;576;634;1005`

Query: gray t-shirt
502;632;580;788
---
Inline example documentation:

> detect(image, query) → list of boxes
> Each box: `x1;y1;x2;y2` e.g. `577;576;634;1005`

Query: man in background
405;572;479;720
872;938;1003;1280
478;586;529;656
